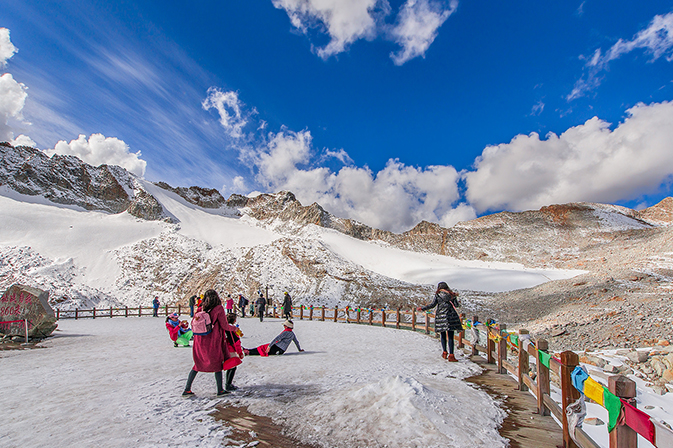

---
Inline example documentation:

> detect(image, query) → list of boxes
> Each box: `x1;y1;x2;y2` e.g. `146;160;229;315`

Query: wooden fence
57;304;673;447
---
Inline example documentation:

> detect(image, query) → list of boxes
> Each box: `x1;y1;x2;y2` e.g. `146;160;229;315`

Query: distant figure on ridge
417;282;462;362
244;320;304;356
282;291;293;320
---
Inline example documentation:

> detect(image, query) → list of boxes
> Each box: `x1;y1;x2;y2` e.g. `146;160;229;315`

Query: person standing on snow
256;292;266;322
282;291;293;320
188;295;197;317
225;294;234;314
152;296;160;317
238;294;248;318
417;282;462;362
183;289;234;397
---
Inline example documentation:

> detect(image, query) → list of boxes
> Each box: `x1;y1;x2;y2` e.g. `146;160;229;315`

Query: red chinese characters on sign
1;292;34;317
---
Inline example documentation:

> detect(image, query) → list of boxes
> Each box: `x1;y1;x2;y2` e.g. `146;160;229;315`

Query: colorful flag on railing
582;377;604;406
621;399;655;444
603;389;622;432
571;366;589;393
538;350;551;369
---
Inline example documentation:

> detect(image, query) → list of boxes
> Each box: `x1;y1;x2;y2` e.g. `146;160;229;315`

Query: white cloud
272;0;456;64
272;0;383;59
44;134;147;177
0;73;29;142
569;12;673;100
464;101;673;213
250;129;462;232
10;134;36;147
0;28;18;67
389;0;456;65
202;87;249;139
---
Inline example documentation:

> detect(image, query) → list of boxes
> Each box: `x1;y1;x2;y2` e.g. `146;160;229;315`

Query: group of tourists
170;289;304;397
184;291;295;322
164;281;460;396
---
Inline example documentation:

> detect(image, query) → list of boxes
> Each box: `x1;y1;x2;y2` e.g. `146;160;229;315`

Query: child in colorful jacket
166;313;193;347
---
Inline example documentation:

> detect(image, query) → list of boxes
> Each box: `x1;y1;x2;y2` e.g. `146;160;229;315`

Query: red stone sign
0;284;57;338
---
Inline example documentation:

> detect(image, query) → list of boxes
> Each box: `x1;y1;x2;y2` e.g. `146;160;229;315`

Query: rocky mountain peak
155;181;226;209
0;142;165;220
637;197;673;224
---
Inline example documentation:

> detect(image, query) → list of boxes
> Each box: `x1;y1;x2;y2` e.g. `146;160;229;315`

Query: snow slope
0;317;506;448
0;181;584;309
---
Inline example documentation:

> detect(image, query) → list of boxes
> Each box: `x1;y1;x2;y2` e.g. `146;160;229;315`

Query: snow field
0;316;506;448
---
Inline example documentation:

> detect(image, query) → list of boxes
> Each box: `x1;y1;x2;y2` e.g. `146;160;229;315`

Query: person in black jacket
282;291;293;319
256;293;266;322
417;282;462;362
238;294;248;318
188;295;197;317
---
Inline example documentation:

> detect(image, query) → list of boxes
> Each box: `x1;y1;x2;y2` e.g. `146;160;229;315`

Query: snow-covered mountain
1;142;669;313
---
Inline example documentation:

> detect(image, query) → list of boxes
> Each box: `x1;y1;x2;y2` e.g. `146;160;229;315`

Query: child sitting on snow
166;313;193;347
244;320;304;356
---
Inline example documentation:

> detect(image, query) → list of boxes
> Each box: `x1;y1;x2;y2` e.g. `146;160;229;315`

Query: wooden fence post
75;308;79;320
609;376;637;448
425;312;429;334
139;306;142;317
125;306;128;318
381;309;386;327
536;339;550;416
178;304;181;315
411;309;416;332
497;323;507;373
334;307;338;322
518;329;530;391
369;309;373;325
487;321;495;364
165;304;168;316
396;308;401;329
56;309;60;320
471;315;479;356
357;309;361;324
310;305;313;320
110;306;113;318
300;306;304;320
321;306;325;321
561;351;580;448
93;307;96;319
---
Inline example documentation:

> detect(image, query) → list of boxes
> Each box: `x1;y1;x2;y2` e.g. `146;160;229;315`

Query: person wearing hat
282;291;293;320
244;320;304;356
417;282;462;362
165;313;192;347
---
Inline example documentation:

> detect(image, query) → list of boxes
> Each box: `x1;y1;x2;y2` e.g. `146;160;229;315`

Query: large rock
0;284;57;338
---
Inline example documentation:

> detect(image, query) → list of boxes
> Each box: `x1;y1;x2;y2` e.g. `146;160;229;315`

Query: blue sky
2;0;673;232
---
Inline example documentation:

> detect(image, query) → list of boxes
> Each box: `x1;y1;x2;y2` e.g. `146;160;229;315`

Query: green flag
538;350;551;369
603;389;623;432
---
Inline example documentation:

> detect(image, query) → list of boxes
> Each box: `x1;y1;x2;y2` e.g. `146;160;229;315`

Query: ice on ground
0;317;506;448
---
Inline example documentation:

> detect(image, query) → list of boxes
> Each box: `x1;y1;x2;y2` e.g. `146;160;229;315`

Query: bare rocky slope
2;142;673;351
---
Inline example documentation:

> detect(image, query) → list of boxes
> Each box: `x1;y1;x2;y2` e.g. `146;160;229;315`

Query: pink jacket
192;305;227;372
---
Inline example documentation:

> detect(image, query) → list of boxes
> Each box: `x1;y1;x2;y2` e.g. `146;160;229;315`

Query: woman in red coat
182;289;229;396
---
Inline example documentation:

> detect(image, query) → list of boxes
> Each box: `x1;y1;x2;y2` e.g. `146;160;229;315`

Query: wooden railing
57;304;672;447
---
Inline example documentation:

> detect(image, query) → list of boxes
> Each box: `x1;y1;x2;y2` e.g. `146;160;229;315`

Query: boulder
626;350;650;363
0;284;57;338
